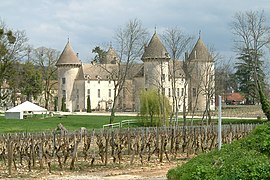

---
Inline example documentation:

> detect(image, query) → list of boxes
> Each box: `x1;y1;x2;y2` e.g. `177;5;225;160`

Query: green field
0;113;264;133
0;115;139;133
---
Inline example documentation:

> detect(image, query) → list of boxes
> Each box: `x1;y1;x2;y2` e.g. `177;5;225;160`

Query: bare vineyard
0;124;258;176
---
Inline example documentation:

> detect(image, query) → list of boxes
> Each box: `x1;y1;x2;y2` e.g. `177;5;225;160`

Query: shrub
167;123;270;180
87;95;91;113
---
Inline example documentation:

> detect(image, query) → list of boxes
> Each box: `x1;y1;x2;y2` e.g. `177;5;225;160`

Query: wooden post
31;137;36;167
160;135;164;163
127;128;131;155
7;139;13;176
70;134;77;170
105;130;109;166
38;142;43;169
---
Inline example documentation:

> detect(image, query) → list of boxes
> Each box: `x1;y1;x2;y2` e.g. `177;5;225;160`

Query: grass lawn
0;113;263;133
0;115;139;133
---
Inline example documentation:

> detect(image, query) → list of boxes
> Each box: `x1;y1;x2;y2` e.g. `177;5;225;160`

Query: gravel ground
47;174;166;180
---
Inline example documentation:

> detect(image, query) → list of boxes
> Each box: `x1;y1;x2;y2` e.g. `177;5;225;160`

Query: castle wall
73;80;85;111
84;79;115;111
133;77;144;111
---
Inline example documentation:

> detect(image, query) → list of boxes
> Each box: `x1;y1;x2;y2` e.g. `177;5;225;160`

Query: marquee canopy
5;101;47;119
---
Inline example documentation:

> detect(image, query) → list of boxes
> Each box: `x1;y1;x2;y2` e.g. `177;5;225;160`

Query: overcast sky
1;0;270;63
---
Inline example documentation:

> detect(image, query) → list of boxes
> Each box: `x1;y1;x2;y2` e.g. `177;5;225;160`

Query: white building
56;32;215;112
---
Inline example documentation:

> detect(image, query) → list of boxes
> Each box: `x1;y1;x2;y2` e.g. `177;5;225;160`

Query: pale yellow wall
57;66;80;112
85;79;115;111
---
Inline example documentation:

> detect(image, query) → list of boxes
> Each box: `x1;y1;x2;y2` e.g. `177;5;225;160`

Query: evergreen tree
54;96;58;111
235;49;265;104
61;96;66;112
92;46;106;64
87;95;91;113
257;81;270;120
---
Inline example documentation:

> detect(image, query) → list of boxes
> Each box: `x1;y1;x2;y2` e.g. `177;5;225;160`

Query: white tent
5;101;48;119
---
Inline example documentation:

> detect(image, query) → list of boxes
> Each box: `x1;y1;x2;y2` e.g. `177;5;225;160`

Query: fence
103;119;138;128
0;123;258;176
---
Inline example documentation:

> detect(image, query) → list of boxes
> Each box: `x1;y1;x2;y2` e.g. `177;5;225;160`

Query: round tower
142;32;170;90
56;40;81;112
187;37;215;111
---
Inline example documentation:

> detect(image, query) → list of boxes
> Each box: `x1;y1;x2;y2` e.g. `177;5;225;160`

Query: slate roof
188;38;212;62
56;41;81;66
76;63;143;80
142;32;170;61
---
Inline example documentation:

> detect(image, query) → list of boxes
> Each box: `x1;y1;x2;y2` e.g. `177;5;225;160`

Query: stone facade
56;33;215;112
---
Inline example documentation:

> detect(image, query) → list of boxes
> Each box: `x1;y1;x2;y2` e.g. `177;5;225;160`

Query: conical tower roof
142;32;170;61
188;38;212;61
102;46;119;64
56;41;81;66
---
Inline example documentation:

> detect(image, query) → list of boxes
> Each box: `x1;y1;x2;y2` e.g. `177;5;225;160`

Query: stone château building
56;32;215;112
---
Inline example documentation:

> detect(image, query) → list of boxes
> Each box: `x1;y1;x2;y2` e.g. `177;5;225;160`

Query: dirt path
44;161;179;180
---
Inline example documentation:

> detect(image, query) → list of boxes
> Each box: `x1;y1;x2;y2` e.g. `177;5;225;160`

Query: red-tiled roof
226;92;245;102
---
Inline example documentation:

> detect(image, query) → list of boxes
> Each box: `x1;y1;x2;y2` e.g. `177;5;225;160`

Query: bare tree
32;47;60;110
231;10;270;100
103;19;148;123
215;57;237;103
162;27;193;126
231;10;270;53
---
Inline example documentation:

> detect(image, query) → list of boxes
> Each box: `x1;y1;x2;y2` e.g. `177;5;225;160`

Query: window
98;89;100;98
62;90;66;96
87;89;90;95
162;88;165;95
181;88;184;96
168;88;171;97
161;74;165;81
177;88;180;97
109;89;111;98
62;78;66;84
192;88;196;97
